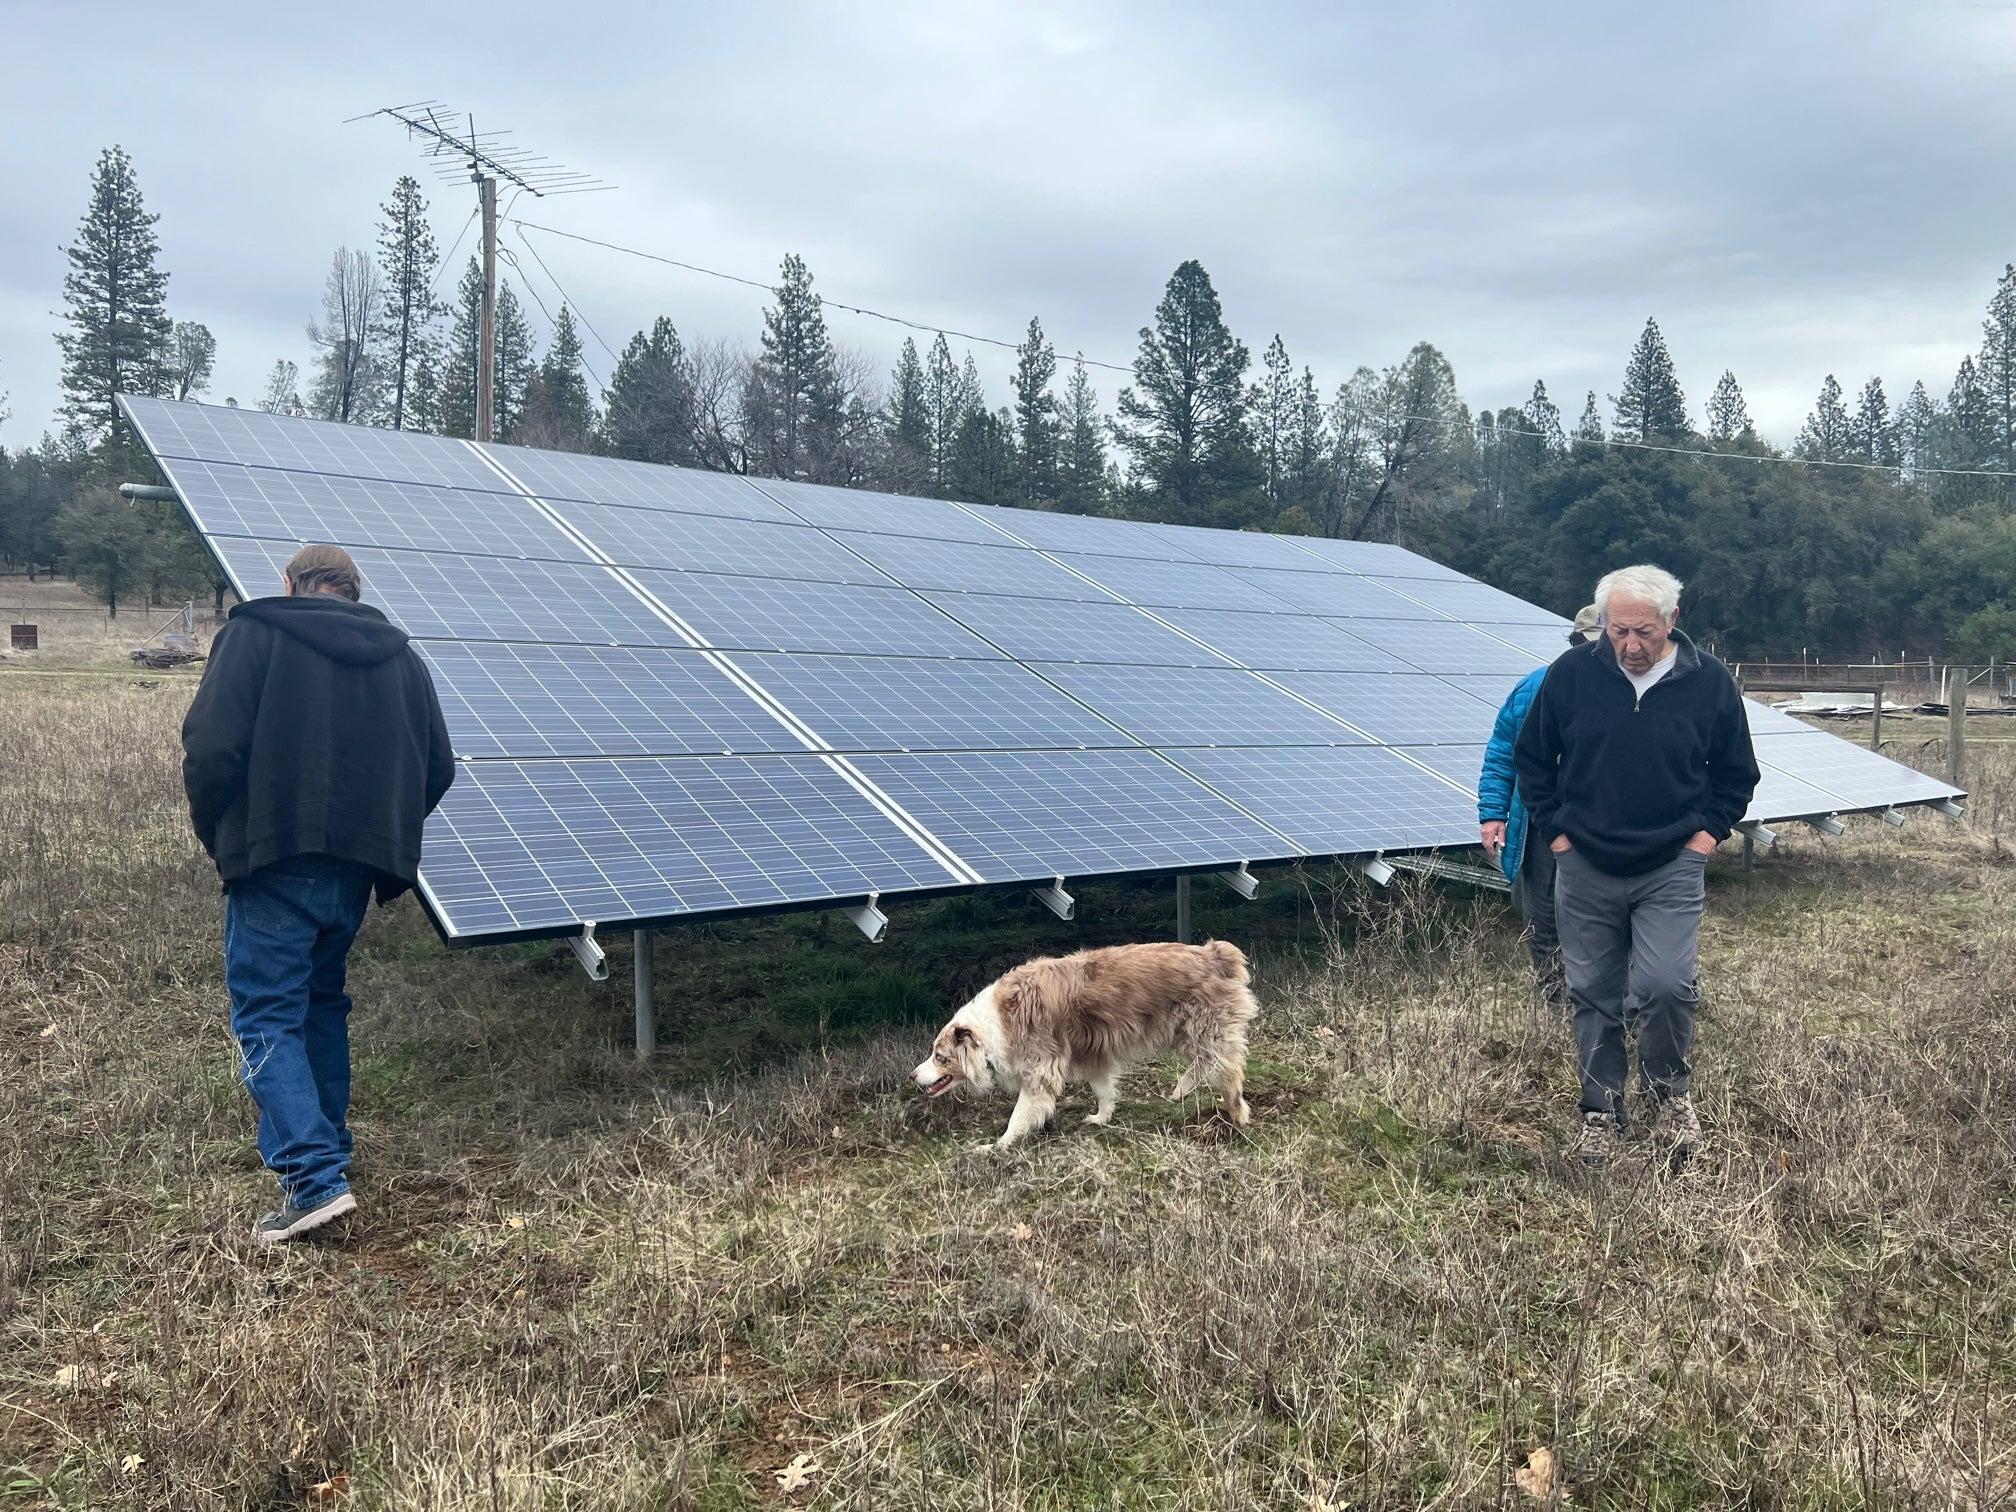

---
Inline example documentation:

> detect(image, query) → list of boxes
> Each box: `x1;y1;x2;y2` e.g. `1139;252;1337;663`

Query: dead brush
2;678;2013;1509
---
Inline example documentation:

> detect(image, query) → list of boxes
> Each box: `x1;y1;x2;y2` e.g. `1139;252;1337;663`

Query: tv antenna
349;101;611;441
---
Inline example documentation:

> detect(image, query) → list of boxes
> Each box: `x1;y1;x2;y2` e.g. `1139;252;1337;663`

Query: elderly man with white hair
1513;564;1759;1163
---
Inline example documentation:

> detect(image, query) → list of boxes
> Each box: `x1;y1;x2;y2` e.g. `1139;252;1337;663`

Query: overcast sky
4;0;2014;452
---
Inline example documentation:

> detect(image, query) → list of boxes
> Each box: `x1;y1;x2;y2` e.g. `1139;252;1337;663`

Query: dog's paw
1083;1111;1112;1127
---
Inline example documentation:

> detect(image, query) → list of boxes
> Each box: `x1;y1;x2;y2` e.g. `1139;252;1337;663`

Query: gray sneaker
1572;1111;1625;1165
1656;1095;1703;1153
252;1190;356;1246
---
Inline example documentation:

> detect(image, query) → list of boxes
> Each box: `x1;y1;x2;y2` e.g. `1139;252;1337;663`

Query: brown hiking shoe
1572;1111;1624;1165
1657;1094;1703;1153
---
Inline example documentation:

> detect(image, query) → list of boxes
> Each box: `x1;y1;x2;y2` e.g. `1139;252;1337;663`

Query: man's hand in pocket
1684;831;1717;856
1550;835;1572;854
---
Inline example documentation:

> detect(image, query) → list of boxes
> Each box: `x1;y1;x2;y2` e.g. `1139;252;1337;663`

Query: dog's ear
951;1023;977;1046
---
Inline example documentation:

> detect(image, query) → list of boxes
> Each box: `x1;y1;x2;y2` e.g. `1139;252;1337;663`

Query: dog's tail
1201;938;1249;984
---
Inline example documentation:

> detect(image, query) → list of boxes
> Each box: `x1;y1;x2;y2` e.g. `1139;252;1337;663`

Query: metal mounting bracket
1031;876;1075;920
1804;815;1847;837
843;893;889;943
1879;807;1908;828
1216;863;1259;900
1735;820;1777;849
1350;855;1395;887
1934;798;1966;819
568;921;609;981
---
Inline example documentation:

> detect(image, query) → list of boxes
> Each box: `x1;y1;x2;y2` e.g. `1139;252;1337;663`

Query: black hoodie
181;595;455;900
1512;630;1760;877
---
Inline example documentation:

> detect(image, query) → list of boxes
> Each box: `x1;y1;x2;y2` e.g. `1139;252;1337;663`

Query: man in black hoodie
1513;564;1758;1164
182;544;455;1243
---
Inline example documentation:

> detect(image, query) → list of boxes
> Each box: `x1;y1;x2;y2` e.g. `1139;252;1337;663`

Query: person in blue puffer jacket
1478;604;1602;1011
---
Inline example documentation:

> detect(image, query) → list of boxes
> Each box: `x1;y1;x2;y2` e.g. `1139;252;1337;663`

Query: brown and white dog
912;941;1258;1149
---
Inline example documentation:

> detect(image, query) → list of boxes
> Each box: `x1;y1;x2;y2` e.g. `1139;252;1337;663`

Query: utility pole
477;175;498;442
353;101;609;442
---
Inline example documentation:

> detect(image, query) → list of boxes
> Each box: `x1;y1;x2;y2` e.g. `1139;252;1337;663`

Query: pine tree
1252;334;1294;510
1796;375;1852;462
747;253;841;479
1057;355;1107;514
1895;380;1938;478
439;259;483;438
494;282;537;438
406;342;443;434
1010;316;1059;507
372;175;440;430
602;316;692;464
948;405;1017;505
1610;318;1689;444
1283;366;1327;516
306;247;382;423
1112;260;1252;512
1574;391;1605;443
887;337;929;459
532;305;597;445
1523;380;1565;452
1850;377;1896;466
1975;262;2016;493
921;334;969;494
1704;370;1754;445
167;321;215;401
56;145;172;447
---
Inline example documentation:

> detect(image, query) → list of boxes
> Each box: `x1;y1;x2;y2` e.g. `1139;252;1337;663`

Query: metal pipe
633;928;654;1060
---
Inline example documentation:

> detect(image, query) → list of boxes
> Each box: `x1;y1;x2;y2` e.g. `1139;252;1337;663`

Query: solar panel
560;501;894;586
123;394;1965;947
1225;568;1445;619
153;458;587;562
830;531;1108;600
1273;671;1502;745
630;570;1005;659
1166;745;1476;854
422;755;962;937
1151;609;1413;672
741;476;1010;543
731;653;1131;752
847;750;1294;882
924;592;1231;667
1034;664;1364;747
416;642;804;759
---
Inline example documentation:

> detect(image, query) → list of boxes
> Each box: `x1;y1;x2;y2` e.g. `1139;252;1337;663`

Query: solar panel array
122;396;1966;946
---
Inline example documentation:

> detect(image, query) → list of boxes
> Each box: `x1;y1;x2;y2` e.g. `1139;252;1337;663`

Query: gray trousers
1552;845;1705;1121
1509;838;1568;1012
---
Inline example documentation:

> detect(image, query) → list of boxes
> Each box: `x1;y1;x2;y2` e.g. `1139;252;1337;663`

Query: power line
511;216;2016;483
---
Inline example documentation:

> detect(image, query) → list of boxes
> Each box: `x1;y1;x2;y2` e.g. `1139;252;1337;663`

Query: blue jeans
225;855;376;1207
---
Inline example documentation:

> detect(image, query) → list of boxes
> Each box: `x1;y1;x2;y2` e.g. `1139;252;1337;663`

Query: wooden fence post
1948;665;1967;786
1870;682;1883;751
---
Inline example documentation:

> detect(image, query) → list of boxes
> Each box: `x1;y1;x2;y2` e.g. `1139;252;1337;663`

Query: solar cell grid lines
742;476;1011;543
423;754;963;936
830;531;1111;600
1274;671;1503;746
1149;609;1413;672
120;396;1968;947
848;750;1295;883
416;642;804;759
1034;663;1369;747
923;592;1234;668
629;569;1006;659
731;652;1133;753
1167;745;1477;855
159;459;588;563
1050;553;1261;611
558;501;896;586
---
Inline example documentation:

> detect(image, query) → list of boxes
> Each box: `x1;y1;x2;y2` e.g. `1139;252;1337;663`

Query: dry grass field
2;668;2013;1510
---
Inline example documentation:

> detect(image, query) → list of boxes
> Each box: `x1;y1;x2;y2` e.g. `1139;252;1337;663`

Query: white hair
1594;564;1683;624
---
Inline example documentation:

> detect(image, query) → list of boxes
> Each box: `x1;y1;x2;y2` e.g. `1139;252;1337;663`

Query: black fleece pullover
180;595;455;901
1513;630;1760;877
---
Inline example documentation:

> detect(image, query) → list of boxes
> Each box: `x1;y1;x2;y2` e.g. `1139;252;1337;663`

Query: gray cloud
4;0;2012;450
